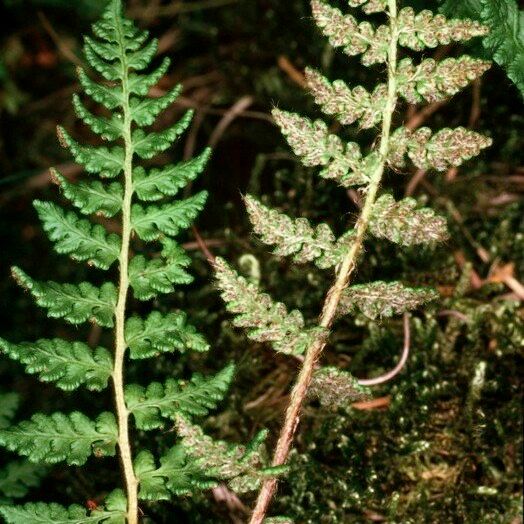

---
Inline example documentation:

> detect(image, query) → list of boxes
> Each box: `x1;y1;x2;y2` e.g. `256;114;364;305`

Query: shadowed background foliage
0;0;522;522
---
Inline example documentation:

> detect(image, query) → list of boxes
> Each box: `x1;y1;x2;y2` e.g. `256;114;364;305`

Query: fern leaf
337;281;439;319
369;195;449;246
77;67;122;110
51;170;123;218
480;0;524;98
125;311;209;360
310;367;371;408
305;68;386;129
389;126;492;171
129;239;192;300
245;195;347;269
130;84;182;127
0;412;117;466
0;489;126;524
132;110;193;159
397;56;492;103
131;191;208;241
397;7;489;50
133;148;211;202
0;393;18;430
128;57;171;96
57;127;124;179
126;38;158;71
134;447;213;501
273;109;371;187
0;338;112;392
34;201;120;269
175;416;283;494
126;364;234;430
72;95;123;141
12;267;117;327
0;461;47;499
215;258;325;355
311;0;390;65
83;40;121;81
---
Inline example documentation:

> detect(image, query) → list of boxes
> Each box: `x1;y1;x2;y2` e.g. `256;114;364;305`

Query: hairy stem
112;12;138;524
249;2;399;521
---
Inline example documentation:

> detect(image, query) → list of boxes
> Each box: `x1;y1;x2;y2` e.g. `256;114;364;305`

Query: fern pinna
215;0;492;521
0;2;274;523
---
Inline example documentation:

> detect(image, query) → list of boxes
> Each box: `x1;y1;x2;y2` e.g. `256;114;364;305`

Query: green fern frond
369;195;449;246
57;127;124;179
52;169;123;218
129;239;193;300
1;0;265;519
0;394;18;430
77;67;122;110
133;148;211;202
0;412;117;466
126;364;234;430
215;258;325;355
12;267;117;327
338;282;439;319
0;489;126;524
131;110;193;159
134;447;214;501
34;201;120;269
125;311;209;360
0;338;112;391
130;84;182;126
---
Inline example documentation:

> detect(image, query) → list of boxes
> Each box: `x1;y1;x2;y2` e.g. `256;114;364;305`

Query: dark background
0;1;522;522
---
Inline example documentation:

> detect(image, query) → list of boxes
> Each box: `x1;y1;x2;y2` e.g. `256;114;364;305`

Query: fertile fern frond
216;1;493;520
34;200;121;269
245;195;349;269
272;109;371;187
12;267;117;327
305;68;386;128
134;447;214;501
